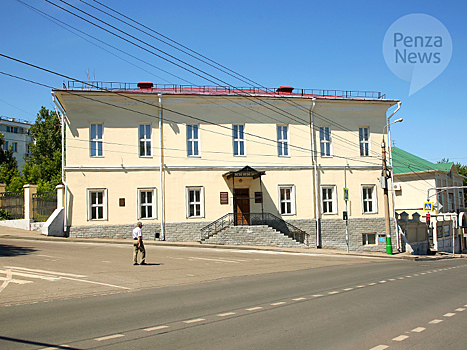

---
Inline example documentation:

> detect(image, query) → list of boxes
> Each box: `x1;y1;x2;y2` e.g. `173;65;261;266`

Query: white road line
370;345;388;350
188;257;240;264
293;297;306;301
39;346;70;350
184;318;205;324
94;334;124;341
144;325;169;331
343;288;354;291
0;277;32;284
4;266;86;278
379;281;387;283
328;291;339;295
429;319;443;324
356;285;365;288
312;294;324;297
388;279;396;281
0;270;59;281
271;302;286;306
59;276;131;290
246;307;263;311
217;312;236;317
368;283;377;286
444;313;456;317
405;276;413;278
393;335;409;341
412;327;426;333
455;308;466;312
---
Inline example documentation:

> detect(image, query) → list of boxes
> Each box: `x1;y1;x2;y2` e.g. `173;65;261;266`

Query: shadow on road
0;336;82;349
0;244;37;257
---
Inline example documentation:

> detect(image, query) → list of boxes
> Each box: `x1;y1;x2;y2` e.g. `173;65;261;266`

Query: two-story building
53;82;400;252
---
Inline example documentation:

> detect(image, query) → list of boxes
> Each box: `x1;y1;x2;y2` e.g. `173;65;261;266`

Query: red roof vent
137;81;154;89
276;86;294;93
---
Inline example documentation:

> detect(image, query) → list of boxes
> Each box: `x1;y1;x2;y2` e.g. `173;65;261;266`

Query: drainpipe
158;94;165;241
52;92;68;235
310;98;320;248
387;101;402;250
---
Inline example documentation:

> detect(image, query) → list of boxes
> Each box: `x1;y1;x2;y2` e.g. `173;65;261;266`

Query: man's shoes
133;262;139;265
140;262;147;265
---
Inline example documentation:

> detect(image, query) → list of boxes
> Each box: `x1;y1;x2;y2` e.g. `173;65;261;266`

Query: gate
32;191;57;222
0;191;24;219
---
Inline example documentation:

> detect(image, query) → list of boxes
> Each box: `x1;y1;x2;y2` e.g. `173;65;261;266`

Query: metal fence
0;191;24;219
32;191;57;222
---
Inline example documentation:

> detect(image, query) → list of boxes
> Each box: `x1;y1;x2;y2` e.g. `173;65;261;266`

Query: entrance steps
201;225;305;248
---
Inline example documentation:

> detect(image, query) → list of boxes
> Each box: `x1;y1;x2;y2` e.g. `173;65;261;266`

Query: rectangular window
87;189;107;221
321;186;336;214
90;123;103;157
3;141;8;151
187;124;199;156
139;124;152;157
362;185;377;213
186;187;204;218
359;127;370;156
362;233;376;245
12;142;17;153
279;185;295;215
233;124;245;156
138;188;156;219
319;126;331;157
277;125;289;156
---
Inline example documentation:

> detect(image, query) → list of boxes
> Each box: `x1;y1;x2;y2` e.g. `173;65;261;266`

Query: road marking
94;334;124;341
271;302;286;306
398;277;404;279
144;325;169;331
293;297;306;301
0;277;32;284
388;279;396;281
312;294;324;297
246;307;263;311
39;346;70;350
217;312;236;317
370;345;388;350
4;266;86;278
343;288;354;291
379;280;387;283
444;313;456;317
393;335;409;341
429;319;443;324
405;276;412;278
59;276;131;290
411;327;426;333
356;285;365;288
0;270;59;281
455;308;465;312
368;283;376;286
188;257;240;264
184;318;205;324
328;291;339;295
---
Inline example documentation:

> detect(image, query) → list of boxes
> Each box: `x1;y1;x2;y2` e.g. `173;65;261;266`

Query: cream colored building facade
53;83;400;251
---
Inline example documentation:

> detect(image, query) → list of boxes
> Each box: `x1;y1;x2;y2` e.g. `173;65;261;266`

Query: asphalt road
1;237;466;349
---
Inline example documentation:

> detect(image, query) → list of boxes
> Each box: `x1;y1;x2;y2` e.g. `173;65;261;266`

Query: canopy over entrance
223;165;266;179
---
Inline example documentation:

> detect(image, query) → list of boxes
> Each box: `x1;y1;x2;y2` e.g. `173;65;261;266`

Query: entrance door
234;188;250;225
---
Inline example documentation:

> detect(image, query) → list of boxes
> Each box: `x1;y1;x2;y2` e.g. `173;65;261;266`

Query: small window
87;189;107;221
138;188;156;219
279;185;295;215
321;186;336;214
90;123;104;157
277;125;289;156
319;126;331;157
3;141;9;151
186;187;204;218
233;124;245;156
362;233;376;245
187;124;200;156
139;124;152;157
359;127;370;157
12;142;17;153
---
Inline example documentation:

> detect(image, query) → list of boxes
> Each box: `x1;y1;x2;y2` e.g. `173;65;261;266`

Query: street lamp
382;117;403;255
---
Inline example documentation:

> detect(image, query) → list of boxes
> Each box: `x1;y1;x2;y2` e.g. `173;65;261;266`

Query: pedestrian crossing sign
423;202;433;212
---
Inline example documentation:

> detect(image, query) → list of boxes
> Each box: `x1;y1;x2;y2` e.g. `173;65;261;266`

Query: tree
22;106;62;192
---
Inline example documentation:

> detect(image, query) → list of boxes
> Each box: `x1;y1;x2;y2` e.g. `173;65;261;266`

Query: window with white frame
90;123;103;157
362;233;376;245
138;188;156;219
233;124;245;156
319;126;331;157
359;127;370;156
362;185;376;213
139;124;152;157
321;186;336;214
279;185;295;215
277;125;289;156
187;124;199;156
186;187;204;218
87;189;107;221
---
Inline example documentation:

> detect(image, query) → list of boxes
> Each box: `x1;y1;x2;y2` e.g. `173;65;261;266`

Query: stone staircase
201;225;305;248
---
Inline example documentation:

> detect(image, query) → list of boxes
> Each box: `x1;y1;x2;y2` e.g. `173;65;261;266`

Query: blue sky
1;0;465;163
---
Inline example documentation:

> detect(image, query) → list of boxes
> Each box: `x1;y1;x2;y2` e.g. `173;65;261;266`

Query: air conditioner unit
393;183;401;191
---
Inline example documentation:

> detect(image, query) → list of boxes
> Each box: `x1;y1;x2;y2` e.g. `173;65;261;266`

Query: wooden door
234;188;250;225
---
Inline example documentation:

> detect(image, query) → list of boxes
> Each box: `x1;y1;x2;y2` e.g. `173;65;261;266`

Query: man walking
132;222;146;265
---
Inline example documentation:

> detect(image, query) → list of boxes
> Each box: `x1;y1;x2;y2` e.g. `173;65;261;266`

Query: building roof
392;147;454;175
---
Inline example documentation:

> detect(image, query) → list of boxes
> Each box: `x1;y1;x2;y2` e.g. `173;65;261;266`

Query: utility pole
381;137;393;255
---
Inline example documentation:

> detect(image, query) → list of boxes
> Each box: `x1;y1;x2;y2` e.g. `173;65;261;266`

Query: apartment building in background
0;116;32;172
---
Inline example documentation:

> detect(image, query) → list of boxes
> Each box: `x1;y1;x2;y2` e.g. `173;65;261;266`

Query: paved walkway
0;226;464;261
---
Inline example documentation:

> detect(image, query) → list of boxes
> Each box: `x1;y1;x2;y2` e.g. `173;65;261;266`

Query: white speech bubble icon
383;14;452;96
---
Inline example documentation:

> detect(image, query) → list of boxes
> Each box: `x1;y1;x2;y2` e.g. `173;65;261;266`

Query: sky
0;0;466;164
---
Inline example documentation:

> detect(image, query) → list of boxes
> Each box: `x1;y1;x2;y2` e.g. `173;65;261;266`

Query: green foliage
0;209;12;220
0;133;20;189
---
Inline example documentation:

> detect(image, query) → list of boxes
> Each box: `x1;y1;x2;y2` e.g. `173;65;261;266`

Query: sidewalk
0;226;464;261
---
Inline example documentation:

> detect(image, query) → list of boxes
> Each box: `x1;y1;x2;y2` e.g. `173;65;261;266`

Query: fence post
23;184;38;223
0;183;5;208
56;184;64;209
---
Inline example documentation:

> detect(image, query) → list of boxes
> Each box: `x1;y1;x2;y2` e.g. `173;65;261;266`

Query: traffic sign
423;202;433;212
344;188;349;201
